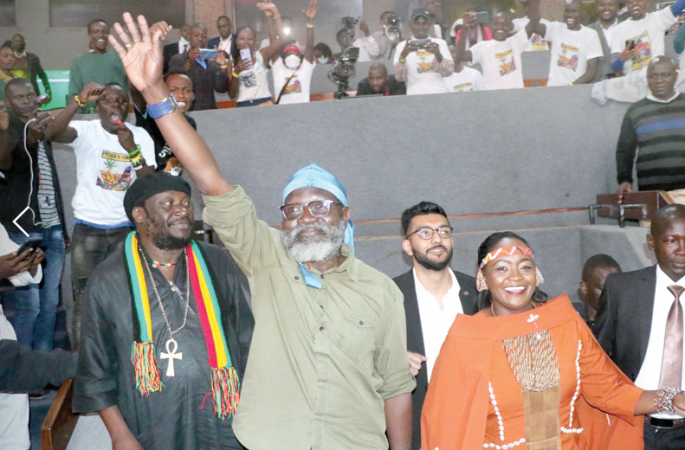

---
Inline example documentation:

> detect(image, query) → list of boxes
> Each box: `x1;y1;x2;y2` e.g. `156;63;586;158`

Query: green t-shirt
69;51;128;113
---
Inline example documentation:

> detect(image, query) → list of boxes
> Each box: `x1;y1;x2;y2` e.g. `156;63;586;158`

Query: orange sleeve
577;321;644;422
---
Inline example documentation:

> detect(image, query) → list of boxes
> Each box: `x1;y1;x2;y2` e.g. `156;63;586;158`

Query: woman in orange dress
421;231;685;450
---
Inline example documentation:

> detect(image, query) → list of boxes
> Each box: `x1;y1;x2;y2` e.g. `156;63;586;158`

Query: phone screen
199;49;218;60
474;11;489;24
240;48;253;69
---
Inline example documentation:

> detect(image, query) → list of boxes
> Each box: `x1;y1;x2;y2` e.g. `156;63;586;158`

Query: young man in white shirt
443;45;485;92
393;202;477;450
535;0;604;86
454;0;541;91
48;82;156;350
511;0;550;51
394;8;453;96
588;0;621;80
271;1;317;104
597;204;685;449
610;0;685;77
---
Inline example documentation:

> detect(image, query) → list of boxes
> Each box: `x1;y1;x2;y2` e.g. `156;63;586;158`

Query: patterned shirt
37;143;60;228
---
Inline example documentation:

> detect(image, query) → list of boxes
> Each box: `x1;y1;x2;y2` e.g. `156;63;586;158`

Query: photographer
354;11;400;62
271;1;317;104
393;8;453;96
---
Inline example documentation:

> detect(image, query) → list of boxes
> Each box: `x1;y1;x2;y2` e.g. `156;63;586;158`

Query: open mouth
177;101;187;110
504;286;527;295
110;113;121;123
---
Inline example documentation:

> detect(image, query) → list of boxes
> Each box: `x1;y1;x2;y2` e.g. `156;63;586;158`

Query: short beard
147;214;193;251
413;246;453;271
280;219;347;263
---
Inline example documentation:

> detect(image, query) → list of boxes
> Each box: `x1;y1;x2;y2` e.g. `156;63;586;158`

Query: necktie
182;44;188;54
659;285;685;389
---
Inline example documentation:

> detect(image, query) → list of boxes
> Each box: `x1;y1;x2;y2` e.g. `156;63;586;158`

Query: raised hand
78;83;106;104
257;2;279;18
303;0;318;21
117;122;137;153
27;112;53;145
108;13;171;93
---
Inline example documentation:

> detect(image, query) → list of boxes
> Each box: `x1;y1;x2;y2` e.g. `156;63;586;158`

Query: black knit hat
123;172;191;222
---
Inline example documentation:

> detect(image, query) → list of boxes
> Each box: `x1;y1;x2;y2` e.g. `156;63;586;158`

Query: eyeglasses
280;200;343;220
406;226;453;240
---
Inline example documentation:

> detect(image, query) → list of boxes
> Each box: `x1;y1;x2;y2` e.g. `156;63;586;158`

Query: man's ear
647;234;655;252
132;206;147;225
402;238;413;257
342;206;352;222
579;281;588;297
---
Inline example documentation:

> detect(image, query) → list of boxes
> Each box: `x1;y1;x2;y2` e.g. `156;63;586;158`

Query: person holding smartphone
168;23;229;111
228;2;284;107
451;10;493;50
393;8;454;96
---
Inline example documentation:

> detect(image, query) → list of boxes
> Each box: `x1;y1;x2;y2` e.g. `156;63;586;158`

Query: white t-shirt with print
68;120;156;226
610;7;677;76
545;23;604;86
470;29;529;90
271;57;315;104
237;51;273;103
443;66;485;92
512;17;551;51
394;38;453;95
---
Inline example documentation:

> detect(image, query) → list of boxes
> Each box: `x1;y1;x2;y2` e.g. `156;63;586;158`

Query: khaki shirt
203;186;415;450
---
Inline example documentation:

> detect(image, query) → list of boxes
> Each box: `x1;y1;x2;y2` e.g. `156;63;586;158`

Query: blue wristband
147;96;178;120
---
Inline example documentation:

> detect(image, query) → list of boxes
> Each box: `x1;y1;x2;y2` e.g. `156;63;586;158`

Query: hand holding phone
17;236;43;257
410;39;430;49
240;48;253;70
199;48;218;60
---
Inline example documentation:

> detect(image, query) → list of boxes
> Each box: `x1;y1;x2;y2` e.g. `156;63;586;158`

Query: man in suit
163;24;192;74
208;16;236;60
392;201;477;450
588;0;620;80
596;204;685;449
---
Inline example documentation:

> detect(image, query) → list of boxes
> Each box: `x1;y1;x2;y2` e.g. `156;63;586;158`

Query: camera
387;15;401;27
385;14;402;43
328;46;360;98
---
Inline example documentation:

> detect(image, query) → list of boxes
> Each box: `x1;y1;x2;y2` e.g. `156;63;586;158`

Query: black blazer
595;265;657;381
163;42;180;74
393;268;478;450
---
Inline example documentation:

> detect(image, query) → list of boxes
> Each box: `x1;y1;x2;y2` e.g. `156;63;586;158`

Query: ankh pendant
160;338;182;377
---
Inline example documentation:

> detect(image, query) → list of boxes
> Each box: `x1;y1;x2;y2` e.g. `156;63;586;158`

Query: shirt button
321;274;325;279
320;305;324;309
319;326;324;331
359;321;364;325
294;276;299;280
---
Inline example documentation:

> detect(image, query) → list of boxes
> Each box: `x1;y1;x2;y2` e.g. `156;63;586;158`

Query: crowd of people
1;1;685;450
3;0;685;108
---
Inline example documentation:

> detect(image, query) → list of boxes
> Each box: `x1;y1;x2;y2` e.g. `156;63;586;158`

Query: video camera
341;16;359;35
385;14;402;44
328;46;360;99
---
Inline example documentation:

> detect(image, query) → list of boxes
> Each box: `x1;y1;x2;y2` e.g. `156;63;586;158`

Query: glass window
50;0;186;28
0;0;16;27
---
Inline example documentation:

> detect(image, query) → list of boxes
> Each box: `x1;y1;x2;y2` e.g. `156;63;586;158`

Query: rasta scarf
123;231;240;419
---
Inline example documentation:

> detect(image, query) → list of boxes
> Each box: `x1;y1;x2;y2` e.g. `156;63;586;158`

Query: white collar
656;265;685;289
179;36;190;46
13;51;26;58
220;35;232;42
647;90;680;103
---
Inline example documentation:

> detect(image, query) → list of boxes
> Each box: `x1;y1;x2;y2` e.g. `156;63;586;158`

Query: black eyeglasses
280;200;343;220
406;226;453;240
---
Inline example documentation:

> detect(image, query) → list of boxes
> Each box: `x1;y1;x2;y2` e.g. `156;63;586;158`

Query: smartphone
474;11;489;24
240;48;253;69
37;94;49;105
16;236;43;257
626;40;636;50
199;48;218;60
410;39;430;48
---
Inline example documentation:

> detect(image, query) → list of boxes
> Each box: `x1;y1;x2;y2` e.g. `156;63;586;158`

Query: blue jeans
7;225;66;351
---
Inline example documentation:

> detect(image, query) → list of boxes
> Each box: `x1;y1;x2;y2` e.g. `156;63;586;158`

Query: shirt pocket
339;314;377;370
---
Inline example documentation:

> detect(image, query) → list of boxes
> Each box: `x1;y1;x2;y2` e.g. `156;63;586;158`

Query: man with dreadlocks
73;172;253;450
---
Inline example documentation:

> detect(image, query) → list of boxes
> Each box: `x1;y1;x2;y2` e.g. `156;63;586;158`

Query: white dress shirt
414;268;463;381
178;36;190;54
218;36;233;54
635;265;685;418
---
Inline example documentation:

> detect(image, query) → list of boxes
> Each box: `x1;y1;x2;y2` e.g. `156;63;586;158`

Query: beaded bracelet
129;145;141;157
74;96;85;108
655;388;685;414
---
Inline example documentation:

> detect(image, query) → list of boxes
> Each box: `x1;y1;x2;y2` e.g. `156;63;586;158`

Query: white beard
280;220;347;263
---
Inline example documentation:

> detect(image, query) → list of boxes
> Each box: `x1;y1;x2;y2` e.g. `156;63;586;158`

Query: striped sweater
616;93;685;191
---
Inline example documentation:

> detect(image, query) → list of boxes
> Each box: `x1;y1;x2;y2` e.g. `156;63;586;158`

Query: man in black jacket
356;63;406;96
0;78;72;351
596;204;685;449
392;201;477;450
10;34;51;102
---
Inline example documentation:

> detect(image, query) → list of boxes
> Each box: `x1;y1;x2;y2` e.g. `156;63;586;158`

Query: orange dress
421;295;644;450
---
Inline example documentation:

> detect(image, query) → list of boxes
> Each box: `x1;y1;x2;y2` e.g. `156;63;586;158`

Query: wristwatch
147;96;178;120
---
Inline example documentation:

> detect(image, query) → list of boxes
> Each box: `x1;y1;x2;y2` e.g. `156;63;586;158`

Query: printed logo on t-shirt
557;43;579;71
453;82;474;91
158;145;183;176
284;77;302;95
530;33;549;51
97;150;133;191
629;30;652;71
416;50;438;74
240;71;258;89
496;49;517;76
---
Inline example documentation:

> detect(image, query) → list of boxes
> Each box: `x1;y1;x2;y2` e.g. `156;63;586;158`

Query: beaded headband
476;245;544;292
